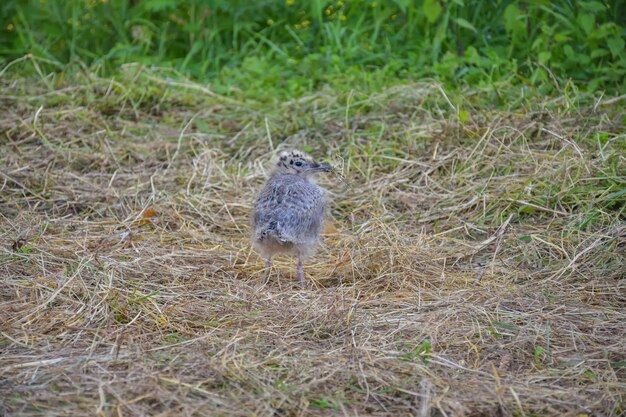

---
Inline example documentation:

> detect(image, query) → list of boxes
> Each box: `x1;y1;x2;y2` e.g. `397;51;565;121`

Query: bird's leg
297;257;306;289
262;258;272;284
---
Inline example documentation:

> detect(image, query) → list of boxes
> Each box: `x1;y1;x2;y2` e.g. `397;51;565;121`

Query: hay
0;68;624;416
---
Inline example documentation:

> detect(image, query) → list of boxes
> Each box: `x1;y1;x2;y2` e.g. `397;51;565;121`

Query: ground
0;67;625;416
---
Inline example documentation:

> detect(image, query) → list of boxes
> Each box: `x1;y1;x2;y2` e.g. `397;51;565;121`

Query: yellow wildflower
7;23;14;31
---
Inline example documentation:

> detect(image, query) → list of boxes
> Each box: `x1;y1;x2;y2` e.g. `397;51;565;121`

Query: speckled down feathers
252;172;326;259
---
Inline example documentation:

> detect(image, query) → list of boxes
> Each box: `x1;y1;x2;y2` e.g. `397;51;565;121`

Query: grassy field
3;0;626;95
0;61;625;416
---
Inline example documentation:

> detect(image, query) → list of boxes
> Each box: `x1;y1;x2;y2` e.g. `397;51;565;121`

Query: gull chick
252;150;333;288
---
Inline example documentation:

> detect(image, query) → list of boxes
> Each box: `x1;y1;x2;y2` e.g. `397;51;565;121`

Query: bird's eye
294;161;303;167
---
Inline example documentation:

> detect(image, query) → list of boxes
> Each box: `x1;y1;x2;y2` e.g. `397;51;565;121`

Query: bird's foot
262;259;271;285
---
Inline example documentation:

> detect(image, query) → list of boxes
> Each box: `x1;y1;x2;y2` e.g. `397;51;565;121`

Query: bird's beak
311;163;334;173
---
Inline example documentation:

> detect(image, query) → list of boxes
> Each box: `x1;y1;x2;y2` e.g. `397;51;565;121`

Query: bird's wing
253;179;325;244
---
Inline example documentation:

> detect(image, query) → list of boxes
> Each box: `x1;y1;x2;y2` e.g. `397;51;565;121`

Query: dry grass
1;66;625;416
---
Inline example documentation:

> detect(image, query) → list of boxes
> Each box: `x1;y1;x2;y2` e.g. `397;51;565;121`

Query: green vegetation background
1;0;625;99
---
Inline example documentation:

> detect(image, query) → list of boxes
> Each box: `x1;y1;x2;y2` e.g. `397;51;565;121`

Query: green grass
2;0;625;97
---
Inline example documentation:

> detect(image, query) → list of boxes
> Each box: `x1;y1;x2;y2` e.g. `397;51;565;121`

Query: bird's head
274;149;334;177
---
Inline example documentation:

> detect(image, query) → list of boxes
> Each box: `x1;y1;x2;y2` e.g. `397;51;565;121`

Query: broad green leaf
464;46;478;57
538;51;551;64
583;370;597;380
518;205;536;215
540;23;554;36
504;4;523;33
591;49;608;58
454;17;477;33
580;1;607;13
577;53;591;65
577;13;595;35
423;0;442;23
458;109;470;123
595;23;618;39
554;33;571;42
533;346;545;366
607;37;625;58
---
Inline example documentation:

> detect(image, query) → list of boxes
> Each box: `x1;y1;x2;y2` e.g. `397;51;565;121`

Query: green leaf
591;49;609;58
533;346;544;366
311;398;336;409
577;53;591;65
183;22;202;34
423;0;442;23
195;119;211;133
595;22;618;39
583;369;598;380
580;1;607;13
603;188;626;201
392;0;411;14
453;17;477;33
538;51;551;64
577;210;600;230
458;109;470;123
165;332;186;343
399;339;431;363
518;205;536;215
464;46;478;58
415;339;432;363
144;0;177;12
554;32;571;43
607;37;625;59
503;4;523;33
577;13;595;35
131;290;160;303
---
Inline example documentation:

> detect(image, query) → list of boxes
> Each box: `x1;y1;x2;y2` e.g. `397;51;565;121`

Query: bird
251;149;334;288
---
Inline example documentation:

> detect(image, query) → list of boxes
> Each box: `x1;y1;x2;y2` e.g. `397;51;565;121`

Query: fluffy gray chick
252;150;333;288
